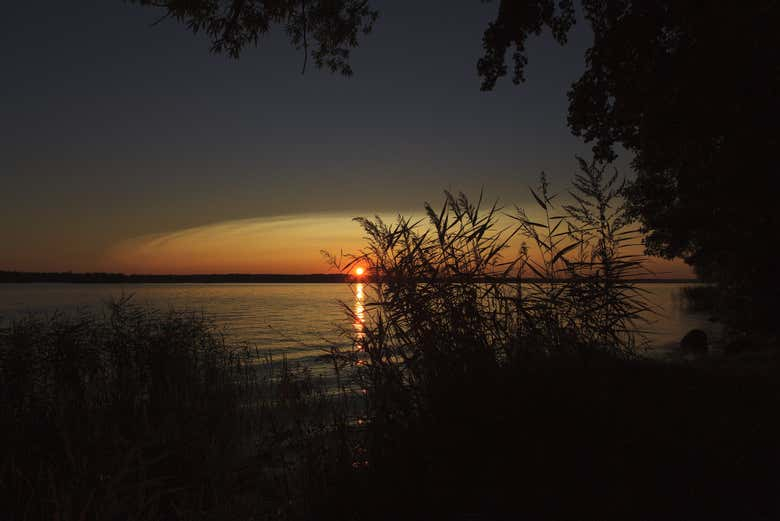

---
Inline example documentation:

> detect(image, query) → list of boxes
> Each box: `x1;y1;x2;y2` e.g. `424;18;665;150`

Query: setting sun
355;267;365;276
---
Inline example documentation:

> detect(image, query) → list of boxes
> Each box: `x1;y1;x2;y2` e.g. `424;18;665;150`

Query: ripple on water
0;282;719;368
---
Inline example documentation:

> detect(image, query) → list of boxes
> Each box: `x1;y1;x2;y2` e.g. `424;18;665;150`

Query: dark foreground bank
0;301;354;520
1;301;778;520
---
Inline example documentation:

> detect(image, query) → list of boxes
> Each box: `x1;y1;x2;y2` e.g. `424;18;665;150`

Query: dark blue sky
1;0;619;272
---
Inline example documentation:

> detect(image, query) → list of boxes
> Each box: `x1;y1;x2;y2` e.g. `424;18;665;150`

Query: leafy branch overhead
477;0;575;90
129;0;379;75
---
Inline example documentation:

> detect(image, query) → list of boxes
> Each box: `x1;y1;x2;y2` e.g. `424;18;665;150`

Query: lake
0;283;721;366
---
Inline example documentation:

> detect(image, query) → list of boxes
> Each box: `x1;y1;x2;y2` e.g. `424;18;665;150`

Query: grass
326;161;651;436
0;297;355;520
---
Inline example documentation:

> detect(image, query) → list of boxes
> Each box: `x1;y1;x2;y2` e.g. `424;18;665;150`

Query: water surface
0;283;720;363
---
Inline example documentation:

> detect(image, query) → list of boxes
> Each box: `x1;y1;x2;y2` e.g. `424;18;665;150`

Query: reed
513;159;653;357
328;160;651;416
317;161;777;519
0;297;349;520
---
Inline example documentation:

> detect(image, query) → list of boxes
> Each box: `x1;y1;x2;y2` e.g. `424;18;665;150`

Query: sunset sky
1;1;692;277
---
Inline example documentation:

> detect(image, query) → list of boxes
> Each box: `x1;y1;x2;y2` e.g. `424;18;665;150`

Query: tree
477;0;779;330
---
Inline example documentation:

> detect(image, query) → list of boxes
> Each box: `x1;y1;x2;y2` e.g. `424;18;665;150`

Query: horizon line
0;270;700;284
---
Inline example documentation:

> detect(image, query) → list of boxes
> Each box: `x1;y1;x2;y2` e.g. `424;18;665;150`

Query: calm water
0;283;721;364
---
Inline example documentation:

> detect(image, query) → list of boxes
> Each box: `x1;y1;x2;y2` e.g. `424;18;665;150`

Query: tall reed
512;159;652;358
320;160;653;515
329;159;650;400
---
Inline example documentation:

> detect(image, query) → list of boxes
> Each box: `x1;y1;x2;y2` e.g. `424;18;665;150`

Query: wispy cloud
102;209;693;278
104;213;368;274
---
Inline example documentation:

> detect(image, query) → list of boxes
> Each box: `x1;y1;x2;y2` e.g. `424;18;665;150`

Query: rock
680;329;708;353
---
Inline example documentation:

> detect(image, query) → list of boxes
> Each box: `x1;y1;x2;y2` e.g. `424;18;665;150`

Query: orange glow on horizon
97;212;695;279
102;214;367;275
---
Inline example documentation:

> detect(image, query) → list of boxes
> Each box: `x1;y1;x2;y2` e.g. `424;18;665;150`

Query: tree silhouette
128;0;378;75
477;1;779;331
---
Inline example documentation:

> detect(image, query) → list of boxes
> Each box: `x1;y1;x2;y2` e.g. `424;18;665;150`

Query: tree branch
301;0;308;74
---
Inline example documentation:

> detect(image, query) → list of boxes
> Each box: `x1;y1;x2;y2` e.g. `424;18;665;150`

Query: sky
1;0;692;276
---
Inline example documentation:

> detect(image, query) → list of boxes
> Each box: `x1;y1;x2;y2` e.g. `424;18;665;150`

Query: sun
355;267;365;276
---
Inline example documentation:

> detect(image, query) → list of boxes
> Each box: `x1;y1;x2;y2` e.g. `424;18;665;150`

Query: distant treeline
0;271;696;284
0;271;348;284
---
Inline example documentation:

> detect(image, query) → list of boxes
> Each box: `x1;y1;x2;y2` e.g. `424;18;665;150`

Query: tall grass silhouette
0;297;351;520
318;161;780;520
328;160;650;408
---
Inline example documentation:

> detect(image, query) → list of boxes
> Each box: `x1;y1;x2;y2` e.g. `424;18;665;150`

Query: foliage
477;0;575;89
128;0;378;75
478;1;780;331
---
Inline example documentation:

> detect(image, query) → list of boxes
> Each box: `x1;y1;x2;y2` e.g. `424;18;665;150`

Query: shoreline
0;271;700;285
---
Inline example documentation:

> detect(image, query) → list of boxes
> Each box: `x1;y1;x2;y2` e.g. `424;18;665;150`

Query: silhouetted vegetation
4;169;779;519
0;298;357;520
332;161;650;372
5;0;776;516
476;0;779;334
131;0;780;333
479;1;779;334
321;166;780;519
4;293;777;520
128;0;378;75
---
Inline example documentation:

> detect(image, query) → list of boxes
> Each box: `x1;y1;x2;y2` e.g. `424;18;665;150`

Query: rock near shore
680;329;708;353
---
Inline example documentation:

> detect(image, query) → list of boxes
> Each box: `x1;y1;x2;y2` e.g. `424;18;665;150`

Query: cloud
103;210;694;278
104;213;366;274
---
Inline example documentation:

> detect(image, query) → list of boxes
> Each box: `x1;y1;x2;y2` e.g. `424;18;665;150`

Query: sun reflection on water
353;283;365;342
